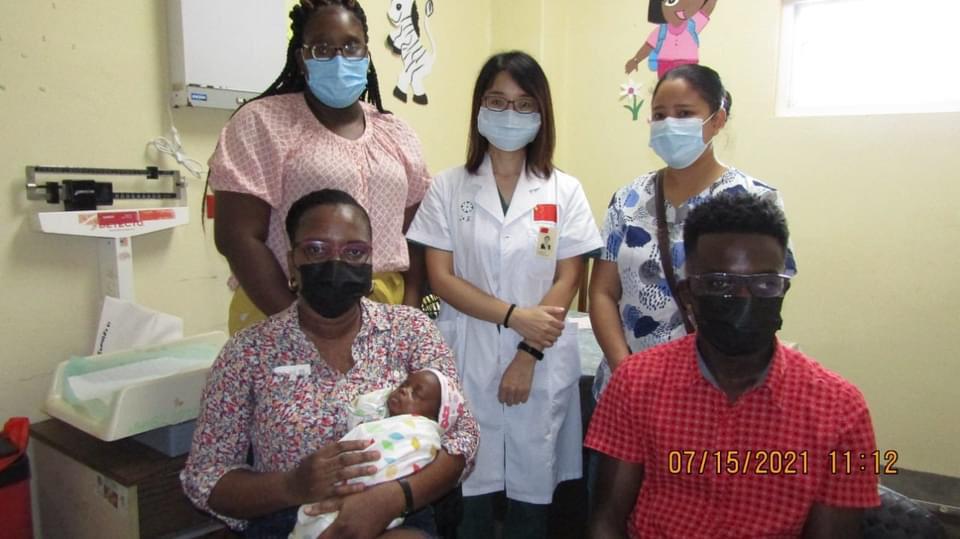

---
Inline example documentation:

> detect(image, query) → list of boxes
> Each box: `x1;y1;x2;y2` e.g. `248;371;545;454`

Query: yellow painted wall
0;0;490;422
2;0;957;484
0;2;233;424
543;0;960;477
491;0;542;57
365;0;493;172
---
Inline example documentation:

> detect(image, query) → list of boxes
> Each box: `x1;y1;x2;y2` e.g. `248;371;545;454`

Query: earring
288;277;299;293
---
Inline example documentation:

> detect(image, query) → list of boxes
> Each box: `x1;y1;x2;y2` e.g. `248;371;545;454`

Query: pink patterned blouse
208;93;431;277
180;299;480;530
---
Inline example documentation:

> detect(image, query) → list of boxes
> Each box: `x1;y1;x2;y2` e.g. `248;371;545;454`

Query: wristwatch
397;478;414;517
517;341;544;361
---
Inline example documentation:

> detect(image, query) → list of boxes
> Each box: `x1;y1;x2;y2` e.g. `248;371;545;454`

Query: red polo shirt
585;335;880;539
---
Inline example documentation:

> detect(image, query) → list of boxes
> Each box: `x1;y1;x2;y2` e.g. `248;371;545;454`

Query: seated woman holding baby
181;189;480;539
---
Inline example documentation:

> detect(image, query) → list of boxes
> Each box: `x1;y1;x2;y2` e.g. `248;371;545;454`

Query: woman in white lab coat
406;51;602;539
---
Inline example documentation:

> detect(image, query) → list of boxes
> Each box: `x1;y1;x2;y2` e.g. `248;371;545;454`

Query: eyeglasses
687;273;791;298
301;42;368;61
293;240;372;264
481;95;539;114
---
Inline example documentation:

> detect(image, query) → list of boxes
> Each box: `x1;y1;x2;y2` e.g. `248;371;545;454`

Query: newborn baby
290;368;464;539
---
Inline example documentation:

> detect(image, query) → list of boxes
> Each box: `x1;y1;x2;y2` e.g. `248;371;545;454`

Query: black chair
863;485;947;539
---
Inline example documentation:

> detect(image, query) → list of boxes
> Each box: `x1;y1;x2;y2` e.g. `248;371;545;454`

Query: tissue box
44;332;227;442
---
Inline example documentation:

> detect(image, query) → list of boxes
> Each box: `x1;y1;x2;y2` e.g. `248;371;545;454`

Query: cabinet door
33;441;139;539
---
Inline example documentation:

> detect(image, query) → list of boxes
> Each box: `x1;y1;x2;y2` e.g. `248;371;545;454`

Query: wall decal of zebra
386;0;436;105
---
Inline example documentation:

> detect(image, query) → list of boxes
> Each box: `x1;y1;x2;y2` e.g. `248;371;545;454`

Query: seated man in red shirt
586;193;880;539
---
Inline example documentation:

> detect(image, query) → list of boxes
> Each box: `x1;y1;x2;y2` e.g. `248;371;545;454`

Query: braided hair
252;0;388;113
202;1;387;229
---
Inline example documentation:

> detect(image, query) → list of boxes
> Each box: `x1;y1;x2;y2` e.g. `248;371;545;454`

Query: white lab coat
406;157;602;503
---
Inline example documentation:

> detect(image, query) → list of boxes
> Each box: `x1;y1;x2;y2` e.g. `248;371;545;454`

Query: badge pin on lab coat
537;226;554;258
533;204;558;258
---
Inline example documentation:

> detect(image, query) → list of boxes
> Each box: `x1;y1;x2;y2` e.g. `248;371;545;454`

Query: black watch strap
397;478;414;516
517;341;544;361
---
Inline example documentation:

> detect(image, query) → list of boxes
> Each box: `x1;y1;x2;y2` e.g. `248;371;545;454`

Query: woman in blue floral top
588;64;797;398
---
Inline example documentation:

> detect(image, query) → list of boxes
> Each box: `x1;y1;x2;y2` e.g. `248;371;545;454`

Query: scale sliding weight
24;165;190;301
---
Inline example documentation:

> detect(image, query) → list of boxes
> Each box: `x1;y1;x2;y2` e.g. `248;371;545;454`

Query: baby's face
387;371;441;420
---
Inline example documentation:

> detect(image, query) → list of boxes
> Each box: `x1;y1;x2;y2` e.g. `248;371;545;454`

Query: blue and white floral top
592;168;798;398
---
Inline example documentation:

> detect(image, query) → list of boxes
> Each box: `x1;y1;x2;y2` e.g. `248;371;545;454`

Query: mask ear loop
701;95;726;125
701;95;727;153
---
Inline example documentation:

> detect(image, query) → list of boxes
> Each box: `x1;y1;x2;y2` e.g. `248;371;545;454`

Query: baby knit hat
422;368;466;433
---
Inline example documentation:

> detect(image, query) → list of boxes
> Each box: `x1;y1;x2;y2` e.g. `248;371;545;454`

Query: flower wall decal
620;79;645;121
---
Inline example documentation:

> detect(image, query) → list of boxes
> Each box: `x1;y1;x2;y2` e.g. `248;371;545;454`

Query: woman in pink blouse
209;0;430;334
182;189;479;538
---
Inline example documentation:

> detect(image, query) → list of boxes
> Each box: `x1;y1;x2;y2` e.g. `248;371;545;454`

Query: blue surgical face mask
304;56;369;109
649;111;718;169
477;108;542;152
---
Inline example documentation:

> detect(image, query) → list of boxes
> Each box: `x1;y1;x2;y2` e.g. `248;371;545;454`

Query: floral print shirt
593;169;798;398
181;298;480;530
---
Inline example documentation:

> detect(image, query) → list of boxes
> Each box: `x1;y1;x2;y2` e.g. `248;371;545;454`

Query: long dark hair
465;51;556;179
253;0;387;113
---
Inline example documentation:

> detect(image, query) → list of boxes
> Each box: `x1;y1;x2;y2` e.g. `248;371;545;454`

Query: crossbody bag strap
654;171;695;334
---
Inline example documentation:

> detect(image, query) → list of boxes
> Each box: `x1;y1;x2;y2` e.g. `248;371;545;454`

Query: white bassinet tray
44;331;227;441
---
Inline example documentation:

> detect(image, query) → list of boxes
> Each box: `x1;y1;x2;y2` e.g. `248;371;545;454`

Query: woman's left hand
498;352;537;406
317;482;404;539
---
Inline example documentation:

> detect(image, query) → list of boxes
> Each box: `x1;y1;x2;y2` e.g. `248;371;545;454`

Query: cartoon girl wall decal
625;0;717;79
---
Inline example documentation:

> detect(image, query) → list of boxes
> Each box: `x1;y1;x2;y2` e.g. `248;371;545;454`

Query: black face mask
298;261;372;318
694;296;784;356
